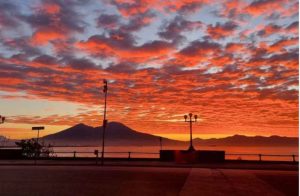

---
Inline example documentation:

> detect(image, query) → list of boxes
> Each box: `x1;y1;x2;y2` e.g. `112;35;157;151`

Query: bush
15;139;54;158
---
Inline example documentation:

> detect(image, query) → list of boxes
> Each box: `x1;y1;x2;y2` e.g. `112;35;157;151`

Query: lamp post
184;113;198;151
32;126;44;164
159;136;162;151
32;126;44;144
0;115;5;147
101;79;108;166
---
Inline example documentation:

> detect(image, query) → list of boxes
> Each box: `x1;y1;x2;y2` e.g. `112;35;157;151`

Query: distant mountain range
41;122;299;147
43;122;179;146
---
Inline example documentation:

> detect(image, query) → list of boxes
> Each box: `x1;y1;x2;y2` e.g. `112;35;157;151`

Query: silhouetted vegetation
15;139;54;158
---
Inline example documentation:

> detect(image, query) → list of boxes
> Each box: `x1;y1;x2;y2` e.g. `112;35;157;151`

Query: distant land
38;122;298;147
0;122;298;147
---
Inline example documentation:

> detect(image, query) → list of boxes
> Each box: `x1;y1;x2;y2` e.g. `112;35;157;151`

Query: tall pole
37;129;40;144
189;117;193;149
0;116;5;147
32;126;44;165
159;137;162;151
35;128;40;165
101;79;108;166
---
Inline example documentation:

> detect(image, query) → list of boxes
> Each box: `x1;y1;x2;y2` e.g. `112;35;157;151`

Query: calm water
52;145;299;161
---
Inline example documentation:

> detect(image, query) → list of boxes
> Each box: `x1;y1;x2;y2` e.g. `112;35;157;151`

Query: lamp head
189;113;192;118
184;115;187;121
103;79;108;93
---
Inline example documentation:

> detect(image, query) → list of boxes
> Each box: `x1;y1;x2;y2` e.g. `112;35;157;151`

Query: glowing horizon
0;0;298;140
1;121;296;141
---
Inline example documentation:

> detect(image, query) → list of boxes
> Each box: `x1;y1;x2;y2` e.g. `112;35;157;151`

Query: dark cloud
84;30;136;51
18;0;88;45
33;55;58;65
206;21;238;39
105;62;137;73
23;13;52;27
268;50;299;64
78;31;173;63
257;87;298;101
122;11;156;32
177;2;203;14
0;2;20;28
248;0;283;9
109;0;205;17
97;14;120;29
286;21;298;31
1;37;41;57
179;40;221;56
138;40;173;53
64;57;100;70
257;23;281;37
158;16;202;44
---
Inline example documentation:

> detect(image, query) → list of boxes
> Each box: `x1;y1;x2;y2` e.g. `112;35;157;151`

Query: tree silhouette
15;139;54;158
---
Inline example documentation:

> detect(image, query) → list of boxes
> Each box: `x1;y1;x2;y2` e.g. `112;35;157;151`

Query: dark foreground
0;165;298;196
0;159;298;171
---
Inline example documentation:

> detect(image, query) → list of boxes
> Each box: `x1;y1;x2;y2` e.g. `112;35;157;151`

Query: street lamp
159;136;162;151
32;126;45;164
32;126;45;144
101;79;108;165
184;113;198;151
0;115;5;147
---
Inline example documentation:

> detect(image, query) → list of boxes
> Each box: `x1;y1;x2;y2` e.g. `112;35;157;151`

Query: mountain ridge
41;122;299;146
43;122;178;146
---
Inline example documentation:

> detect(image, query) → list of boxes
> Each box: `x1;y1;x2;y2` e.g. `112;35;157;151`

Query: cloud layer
0;0;298;138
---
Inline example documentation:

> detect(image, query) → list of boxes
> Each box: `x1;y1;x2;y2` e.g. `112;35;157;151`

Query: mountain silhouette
193;134;298;146
43;122;178;146
42;122;299;146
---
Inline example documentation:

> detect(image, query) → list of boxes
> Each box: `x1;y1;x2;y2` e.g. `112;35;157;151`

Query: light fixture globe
184;115;188;120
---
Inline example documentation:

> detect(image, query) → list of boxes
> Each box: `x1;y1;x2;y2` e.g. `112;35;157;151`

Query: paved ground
0;159;298;171
0;166;298;196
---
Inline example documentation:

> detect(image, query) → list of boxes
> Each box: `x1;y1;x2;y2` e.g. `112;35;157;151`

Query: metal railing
226;153;298;162
0;146;298;162
52;151;160;159
49;150;298;162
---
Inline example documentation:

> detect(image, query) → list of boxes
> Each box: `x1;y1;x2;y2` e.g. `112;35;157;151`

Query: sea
52;145;299;161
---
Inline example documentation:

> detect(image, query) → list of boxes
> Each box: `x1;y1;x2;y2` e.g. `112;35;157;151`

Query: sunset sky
0;0;298;140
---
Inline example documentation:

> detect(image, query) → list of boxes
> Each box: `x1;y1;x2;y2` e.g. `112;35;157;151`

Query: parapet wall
160;150;225;163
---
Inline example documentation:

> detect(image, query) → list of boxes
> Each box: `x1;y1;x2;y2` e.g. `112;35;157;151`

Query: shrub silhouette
15;139;54;158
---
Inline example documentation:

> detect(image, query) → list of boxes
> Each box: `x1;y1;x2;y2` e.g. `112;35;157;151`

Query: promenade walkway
0;159;298;170
0;165;298;195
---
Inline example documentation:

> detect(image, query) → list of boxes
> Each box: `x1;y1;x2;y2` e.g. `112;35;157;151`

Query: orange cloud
31;28;67;45
42;3;61;14
0;0;298;140
77;36;174;63
245;0;288;17
268;38;298;53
